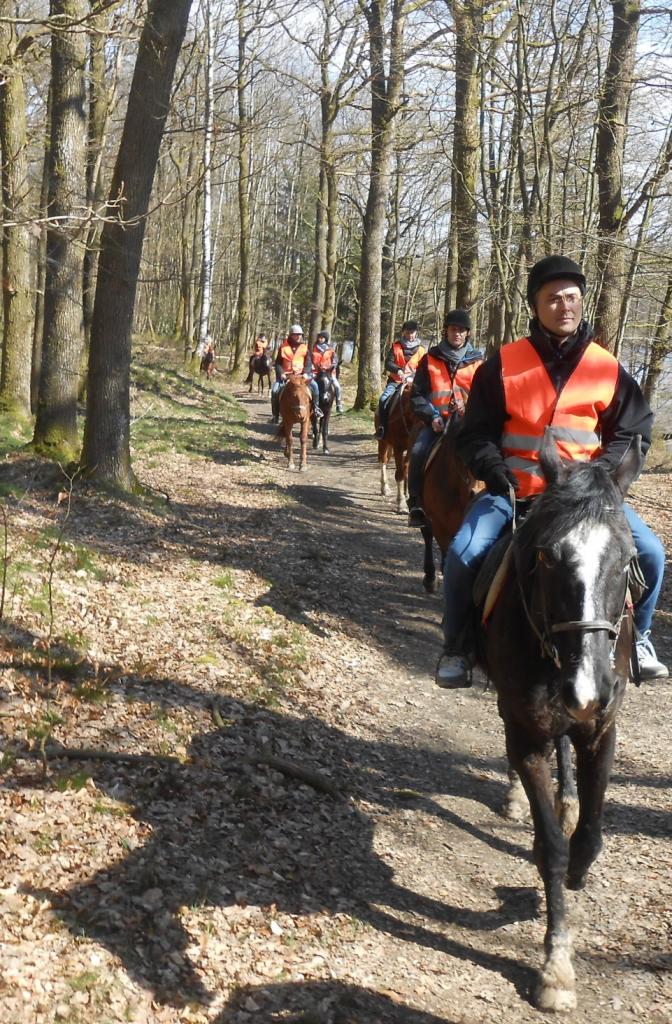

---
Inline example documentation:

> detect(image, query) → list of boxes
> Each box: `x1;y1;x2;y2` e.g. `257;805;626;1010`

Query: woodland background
0;0;672;490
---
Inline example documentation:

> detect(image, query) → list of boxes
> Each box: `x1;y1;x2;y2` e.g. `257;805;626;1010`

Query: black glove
484;465;519;497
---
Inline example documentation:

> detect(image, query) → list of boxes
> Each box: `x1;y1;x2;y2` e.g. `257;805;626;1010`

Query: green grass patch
53;770;91;792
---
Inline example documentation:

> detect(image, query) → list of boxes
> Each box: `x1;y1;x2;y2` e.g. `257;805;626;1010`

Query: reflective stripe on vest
312;347;335;373
279;341;308;374
388;340;426;381
501;337;619;497
427;355;481;417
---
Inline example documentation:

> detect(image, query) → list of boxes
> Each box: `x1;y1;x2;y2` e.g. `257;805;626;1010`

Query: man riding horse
376;320;426;439
406;309;483;528
244;332;270;384
311;329;344;414
270;324;323;424
435;255;667;688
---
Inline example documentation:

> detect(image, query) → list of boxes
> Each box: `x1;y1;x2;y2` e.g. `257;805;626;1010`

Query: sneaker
407;506;429;529
336;405;344;415
435;651;471;689
313;406;324;419
635;630;669;680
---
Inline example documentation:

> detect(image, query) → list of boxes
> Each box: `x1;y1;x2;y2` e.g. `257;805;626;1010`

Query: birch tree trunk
197;0;214;354
232;0;251;373
82;0;193;488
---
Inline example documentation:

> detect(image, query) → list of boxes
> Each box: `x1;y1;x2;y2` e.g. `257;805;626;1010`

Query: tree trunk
82;7;109;352
0;11;33;417
31;86;52;413
197;0;214;354
33;0;89;457
449;0;481;312
593;0;640;351
643;275;672;406
82;0;193;488
355;0;407;410
232;0;251;374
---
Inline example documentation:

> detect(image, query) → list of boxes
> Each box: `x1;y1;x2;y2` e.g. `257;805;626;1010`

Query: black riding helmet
527;256;586;307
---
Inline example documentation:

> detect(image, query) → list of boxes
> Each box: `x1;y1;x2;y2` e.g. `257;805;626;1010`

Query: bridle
511;496;634;671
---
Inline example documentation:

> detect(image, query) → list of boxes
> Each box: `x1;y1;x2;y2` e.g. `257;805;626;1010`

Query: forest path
1;369;670;1024
212;385;672;1024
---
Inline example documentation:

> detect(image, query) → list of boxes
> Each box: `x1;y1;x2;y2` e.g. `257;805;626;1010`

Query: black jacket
411;342;483;424
456;320;653;481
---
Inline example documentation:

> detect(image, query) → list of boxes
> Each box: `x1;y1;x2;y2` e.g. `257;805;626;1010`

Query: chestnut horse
374;384;415;513
278;375;311;471
419;414;483;592
473;431;640;1011
249;352;273;394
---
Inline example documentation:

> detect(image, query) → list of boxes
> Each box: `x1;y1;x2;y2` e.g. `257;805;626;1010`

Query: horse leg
299;420;309;472
379;442;390;496
503;767;529;821
566;725;615;891
420;524;436;593
554;735;579;838
508;733;576;1011
286;429;294;470
394;448;405;513
322;409;330;454
312;413;319;449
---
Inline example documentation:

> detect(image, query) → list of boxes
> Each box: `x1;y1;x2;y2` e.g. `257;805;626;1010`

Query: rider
435;255;668;688
271;324;323;424
311;329;344;414
376;320;426;439
407;309;483;528
244;332;269;383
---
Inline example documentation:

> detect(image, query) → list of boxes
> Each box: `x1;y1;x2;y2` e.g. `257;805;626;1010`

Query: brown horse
249;352;273;394
419;414;483;591
278;375;311;471
374;384;416;513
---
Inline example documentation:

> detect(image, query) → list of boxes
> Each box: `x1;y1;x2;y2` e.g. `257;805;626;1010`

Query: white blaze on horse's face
562;520;612;709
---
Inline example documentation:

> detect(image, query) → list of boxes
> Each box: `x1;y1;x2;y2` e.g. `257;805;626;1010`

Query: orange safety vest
388;340;426;382
279;340;308;375
427;355;482;418
501;337;619;498
312;346;336;373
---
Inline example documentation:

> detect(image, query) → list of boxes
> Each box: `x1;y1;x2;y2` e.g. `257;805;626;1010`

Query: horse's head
514;431;642;721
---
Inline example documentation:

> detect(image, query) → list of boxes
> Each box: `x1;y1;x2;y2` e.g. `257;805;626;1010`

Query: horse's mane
515;461;625;568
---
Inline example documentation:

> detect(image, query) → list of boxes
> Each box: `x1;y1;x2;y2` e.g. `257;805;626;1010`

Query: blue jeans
409;425;438;499
442;494;665;648
271;378;319;411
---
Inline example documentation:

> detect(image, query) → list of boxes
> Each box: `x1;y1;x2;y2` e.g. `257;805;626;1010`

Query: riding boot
407;497;429;529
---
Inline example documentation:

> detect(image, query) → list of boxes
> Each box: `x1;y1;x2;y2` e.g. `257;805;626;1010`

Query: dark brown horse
374;384;415;513
312;371;336;454
418;414;483;592
278;375;311;471
474;431;640;1010
200;344;215;380
249;352;273;394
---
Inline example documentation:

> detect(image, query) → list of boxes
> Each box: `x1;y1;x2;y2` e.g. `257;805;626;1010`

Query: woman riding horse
311;329;344;414
434;254;667;689
270;325;323;425
407;308;482;528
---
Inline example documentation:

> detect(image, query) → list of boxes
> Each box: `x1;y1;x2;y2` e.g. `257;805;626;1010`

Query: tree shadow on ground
16;682;539;1010
214;978;461;1023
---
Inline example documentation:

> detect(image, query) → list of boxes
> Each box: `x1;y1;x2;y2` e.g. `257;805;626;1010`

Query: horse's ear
539;427;569;485
612;435;644;499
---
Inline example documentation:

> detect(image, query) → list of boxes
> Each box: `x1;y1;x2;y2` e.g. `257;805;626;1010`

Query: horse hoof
323;448;329;455
423;576;437;594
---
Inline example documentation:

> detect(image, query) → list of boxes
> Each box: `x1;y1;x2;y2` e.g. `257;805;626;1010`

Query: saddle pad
471;533;513;622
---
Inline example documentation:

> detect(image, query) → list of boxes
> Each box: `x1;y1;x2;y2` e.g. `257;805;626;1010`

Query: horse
474;430;641;1011
277;375;311;471
200;345;215;380
312;371;336;454
417;413;483;592
249;352;273;394
375;383;415;513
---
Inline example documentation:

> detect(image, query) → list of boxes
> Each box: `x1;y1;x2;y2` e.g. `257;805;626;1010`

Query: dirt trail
1;378;670;1024
209;388;671;1024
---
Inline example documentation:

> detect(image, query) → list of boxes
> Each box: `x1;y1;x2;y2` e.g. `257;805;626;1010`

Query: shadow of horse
250;353;273;394
312;371;336;454
279;375;312;471
375;385;417;514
